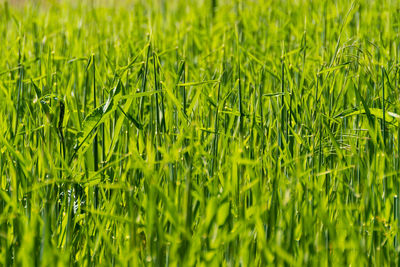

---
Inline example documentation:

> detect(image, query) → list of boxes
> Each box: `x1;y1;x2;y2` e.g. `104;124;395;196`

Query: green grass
1;0;400;265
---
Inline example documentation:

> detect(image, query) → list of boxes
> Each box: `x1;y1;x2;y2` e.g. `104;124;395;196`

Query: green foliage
1;0;400;266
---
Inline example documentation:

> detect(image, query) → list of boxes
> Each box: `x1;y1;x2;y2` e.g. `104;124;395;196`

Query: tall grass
1;0;400;265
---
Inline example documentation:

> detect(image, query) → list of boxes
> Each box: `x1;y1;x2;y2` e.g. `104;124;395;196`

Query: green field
1;0;400;265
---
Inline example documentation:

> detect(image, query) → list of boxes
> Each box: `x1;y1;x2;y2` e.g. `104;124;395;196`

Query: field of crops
1;0;400;265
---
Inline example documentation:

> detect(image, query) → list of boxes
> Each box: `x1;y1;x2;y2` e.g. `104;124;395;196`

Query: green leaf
322;119;344;160
73;87;119;154
205;198;217;228
217;202;230;226
32;80;51;120
352;80;374;127
177;79;219;87
106;96;134;161
341;108;399;127
74;102;113;151
317;62;350;75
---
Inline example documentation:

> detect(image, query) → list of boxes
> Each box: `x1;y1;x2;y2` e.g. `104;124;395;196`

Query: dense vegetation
1;0;400;265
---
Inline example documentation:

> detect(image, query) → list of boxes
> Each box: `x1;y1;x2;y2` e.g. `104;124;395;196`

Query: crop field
1;0;400;265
